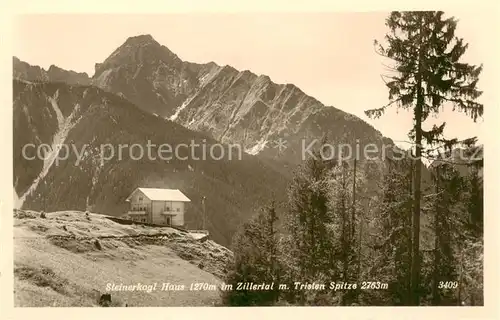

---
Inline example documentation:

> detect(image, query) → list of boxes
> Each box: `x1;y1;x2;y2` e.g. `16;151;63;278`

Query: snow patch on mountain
169;94;195;121
94;69;113;88
245;138;269;155
199;65;223;87
168;65;223;121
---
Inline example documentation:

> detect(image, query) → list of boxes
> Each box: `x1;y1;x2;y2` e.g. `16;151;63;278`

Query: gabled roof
126;188;191;202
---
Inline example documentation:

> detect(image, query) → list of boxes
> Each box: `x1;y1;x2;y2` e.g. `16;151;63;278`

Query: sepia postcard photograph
2;0;499;319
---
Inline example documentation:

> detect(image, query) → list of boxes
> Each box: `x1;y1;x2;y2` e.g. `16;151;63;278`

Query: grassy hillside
14;209;233;307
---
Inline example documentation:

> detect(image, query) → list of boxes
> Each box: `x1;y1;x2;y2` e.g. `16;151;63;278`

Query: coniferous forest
221;11;484;306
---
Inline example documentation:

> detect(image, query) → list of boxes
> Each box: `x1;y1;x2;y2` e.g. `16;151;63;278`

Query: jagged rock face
47;65;91;86
92;35;212;117
172;66;388;163
90;35;389;164
13;80;288;246
14;35;390;165
13;57;91;86
13;57;49;82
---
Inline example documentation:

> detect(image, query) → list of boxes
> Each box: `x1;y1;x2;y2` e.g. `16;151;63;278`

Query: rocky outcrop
13;57;91;86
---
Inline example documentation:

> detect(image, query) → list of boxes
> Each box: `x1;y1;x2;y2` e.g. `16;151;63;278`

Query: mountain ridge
13;34;392;166
13;56;92;86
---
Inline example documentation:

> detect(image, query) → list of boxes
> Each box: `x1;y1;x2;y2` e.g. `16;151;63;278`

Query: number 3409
438;281;459;289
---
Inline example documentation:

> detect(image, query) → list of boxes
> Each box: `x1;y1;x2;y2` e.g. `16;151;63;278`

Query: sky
13;12;495;146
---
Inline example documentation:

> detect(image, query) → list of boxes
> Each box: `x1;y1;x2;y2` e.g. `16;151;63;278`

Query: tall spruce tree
458;142;483;305
366;11;483;305
222;201;280;306
463;143;484;239
370;155;413;305
327;159;364;305
429;162;465;305
284;148;338;305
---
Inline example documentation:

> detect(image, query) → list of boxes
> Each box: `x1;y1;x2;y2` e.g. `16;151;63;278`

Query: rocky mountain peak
13;56;49;82
47;64;90;83
93;34;180;79
47;64;63;72
124;34;157;45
